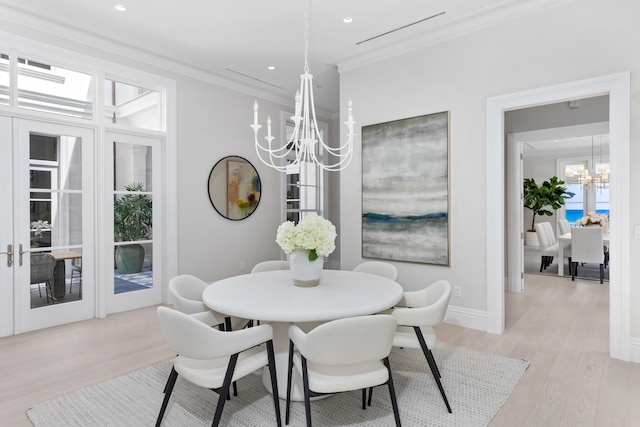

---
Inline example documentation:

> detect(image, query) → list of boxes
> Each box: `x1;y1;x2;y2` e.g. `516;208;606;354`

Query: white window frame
280;111;329;224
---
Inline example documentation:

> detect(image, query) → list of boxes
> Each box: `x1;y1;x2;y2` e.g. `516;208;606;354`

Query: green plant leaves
523;176;574;231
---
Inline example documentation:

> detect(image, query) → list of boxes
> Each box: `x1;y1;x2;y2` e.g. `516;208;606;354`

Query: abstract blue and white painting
361;112;449;265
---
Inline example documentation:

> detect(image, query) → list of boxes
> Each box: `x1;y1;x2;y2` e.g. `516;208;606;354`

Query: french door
0;117;95;335
104;131;163;314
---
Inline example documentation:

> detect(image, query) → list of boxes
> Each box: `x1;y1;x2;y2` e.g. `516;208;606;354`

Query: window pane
17;57;94;119
0;52;9;106
114;242;153;294
564;182;583;225
113;140;153;294
105;79;161;131
30;134;58;162
595;186;610;216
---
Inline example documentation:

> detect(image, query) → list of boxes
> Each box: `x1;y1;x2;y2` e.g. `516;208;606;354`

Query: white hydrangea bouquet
276;213;337;261
577;211;607;227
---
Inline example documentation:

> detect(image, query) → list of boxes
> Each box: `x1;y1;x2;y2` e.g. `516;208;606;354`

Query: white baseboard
444;305;487;332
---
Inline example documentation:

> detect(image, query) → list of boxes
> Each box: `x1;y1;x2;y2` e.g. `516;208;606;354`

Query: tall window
282;117;328;223
561;158;609;225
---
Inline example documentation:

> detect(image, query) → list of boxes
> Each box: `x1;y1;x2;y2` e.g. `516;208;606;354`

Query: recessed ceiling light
343;17;353;23
115;4;126;12
268;66;275;70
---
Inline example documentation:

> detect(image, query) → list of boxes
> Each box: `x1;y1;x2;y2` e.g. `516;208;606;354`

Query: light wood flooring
1;273;638;426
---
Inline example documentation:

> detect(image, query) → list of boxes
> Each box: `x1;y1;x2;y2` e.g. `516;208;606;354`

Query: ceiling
523;135;610;158
0;0;565;115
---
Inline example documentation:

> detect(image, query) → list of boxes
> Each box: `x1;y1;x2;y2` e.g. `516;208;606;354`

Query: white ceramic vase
290;248;323;287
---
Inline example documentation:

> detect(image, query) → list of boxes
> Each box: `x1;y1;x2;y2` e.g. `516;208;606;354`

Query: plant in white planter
114;183;152;274
523;176;574;244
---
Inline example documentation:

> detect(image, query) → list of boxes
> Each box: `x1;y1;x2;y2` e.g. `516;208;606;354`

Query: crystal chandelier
251;0;355;172
564;135;610;190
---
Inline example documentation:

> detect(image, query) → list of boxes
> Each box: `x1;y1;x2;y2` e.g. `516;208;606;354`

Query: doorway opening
486;72;630;361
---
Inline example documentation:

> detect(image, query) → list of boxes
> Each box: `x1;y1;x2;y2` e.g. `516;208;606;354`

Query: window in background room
561;159;609;225
563;174;584;225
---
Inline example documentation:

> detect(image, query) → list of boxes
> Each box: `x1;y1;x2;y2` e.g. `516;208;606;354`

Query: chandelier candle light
251;0;355;172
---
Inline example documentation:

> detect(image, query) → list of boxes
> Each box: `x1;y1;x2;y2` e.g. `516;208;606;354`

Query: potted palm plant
114;182;152;274
523;176;574;246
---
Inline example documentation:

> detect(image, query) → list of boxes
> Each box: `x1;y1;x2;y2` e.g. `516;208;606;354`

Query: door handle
19;244;24;266
0;244;13;267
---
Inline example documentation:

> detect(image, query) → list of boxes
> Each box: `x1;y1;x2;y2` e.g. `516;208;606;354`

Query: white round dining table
202;269;403;400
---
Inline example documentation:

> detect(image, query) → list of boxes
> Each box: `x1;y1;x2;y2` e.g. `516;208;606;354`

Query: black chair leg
285;340;295;425
427;349;442;378
156;366;178;427
414;327;452;413
539;257;545;272
383;357;402;427
571;262;577;281
301;357;313;427
600;264;604;284
266;340;282;427
212;353;238;427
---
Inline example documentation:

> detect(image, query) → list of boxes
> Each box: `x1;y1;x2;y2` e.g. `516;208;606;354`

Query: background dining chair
557;218;571;236
70;257;82;294
168;274;248;331
251;260;290;273
352;261;398;281
155;306;282;427
387;279;453;413
535;222;572;274
30;253;57;304
285;314;401;427
570;226;606;284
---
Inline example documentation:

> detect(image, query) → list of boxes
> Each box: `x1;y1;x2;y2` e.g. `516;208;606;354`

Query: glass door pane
114;145;153;293
16;119;94;333
107;132;162;314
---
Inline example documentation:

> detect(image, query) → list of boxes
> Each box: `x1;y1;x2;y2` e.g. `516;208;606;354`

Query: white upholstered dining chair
352;261;398;281
251;260;290;273
155;306;282;427
535;222;572;274
168;274;248;331
386;279;453;413
557;218;571;236
285;315;401;427
570;226;606;284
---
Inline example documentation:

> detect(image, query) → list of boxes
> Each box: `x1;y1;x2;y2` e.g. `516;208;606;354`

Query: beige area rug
27;343;528;427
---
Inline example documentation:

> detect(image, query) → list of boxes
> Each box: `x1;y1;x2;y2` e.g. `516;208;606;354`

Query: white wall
175;77;341;281
339;0;640;339
175;78;281;281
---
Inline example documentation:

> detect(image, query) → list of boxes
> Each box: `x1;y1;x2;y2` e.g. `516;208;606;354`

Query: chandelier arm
305;72;356;158
253;135;289;172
